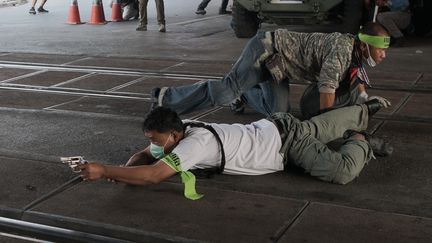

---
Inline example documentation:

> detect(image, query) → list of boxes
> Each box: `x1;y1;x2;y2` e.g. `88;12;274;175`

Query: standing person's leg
242;79;290;116
155;0;166;32
29;0;37;14
137;0;149;30
219;0;231;14
158;32;273;115
197;0;211;10
37;0;48;12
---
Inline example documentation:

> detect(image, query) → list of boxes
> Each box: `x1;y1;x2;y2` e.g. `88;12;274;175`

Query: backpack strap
183;121;226;175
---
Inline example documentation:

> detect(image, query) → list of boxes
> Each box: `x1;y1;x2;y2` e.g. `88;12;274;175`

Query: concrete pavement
0;0;432;242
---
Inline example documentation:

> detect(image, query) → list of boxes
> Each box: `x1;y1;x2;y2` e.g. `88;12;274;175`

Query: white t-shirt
162;119;284;175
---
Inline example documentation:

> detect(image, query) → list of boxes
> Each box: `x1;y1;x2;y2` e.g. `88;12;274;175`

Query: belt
268;117;289;164
268;118;285;139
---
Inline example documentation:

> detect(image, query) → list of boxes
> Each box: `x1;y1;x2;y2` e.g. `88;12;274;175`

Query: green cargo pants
271;105;373;184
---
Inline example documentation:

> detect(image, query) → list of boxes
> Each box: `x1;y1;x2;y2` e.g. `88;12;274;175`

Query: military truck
231;0;366;38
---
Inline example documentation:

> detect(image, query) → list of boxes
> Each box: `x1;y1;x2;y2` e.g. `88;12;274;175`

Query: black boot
344;130;393;157
230;96;245;114
364;99;382;117
365;133;394;157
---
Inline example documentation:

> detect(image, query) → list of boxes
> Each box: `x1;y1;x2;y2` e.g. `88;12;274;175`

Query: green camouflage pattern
272;30;355;93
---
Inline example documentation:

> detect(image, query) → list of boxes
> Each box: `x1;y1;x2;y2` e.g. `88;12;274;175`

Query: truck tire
343;0;364;34
231;0;260;38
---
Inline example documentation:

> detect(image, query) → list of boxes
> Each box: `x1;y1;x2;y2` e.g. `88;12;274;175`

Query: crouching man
78;100;391;200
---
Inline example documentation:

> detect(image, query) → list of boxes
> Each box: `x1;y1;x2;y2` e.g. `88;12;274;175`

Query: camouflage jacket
271;30;355;93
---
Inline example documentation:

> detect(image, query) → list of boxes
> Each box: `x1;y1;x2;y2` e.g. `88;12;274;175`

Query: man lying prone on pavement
78;100;392;200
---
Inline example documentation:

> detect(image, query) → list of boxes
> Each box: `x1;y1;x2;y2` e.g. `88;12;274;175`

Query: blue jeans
161;32;290;116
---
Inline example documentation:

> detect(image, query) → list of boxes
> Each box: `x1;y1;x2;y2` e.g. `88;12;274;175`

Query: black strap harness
183;122;226;178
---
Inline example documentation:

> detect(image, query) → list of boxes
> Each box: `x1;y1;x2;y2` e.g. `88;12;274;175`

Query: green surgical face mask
150;134;171;159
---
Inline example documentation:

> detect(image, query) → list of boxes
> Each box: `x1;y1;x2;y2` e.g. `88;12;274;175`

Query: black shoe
218;9;232;15
37;7;49;13
195;9;206;15
150;87;161;111
365;133;394;157
230;97;245;114
343;130;393;157
364;99;382;117
29;7;36;14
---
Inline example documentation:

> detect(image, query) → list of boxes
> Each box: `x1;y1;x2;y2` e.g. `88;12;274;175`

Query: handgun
61;156;88;173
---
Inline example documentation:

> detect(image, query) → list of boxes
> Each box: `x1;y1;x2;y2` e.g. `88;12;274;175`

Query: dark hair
142;107;183;133
359;22;389;36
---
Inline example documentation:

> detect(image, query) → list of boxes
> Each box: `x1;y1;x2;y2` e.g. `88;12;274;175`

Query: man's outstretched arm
79;161;176;185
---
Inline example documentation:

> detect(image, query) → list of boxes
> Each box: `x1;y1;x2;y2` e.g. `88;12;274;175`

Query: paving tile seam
0;216;135;243
371;85;432;93
0;207;24;221
161;179;432;221
0;70;47;84
43;96;87;110
0;53;236;65
22;211;202;243
391;93;413;116
22;177;83;212
162;180;309;203
159;61;186;72
388;93;411;116
0;106;219;125
271;201;311;242
374;114;432;124
369;120;385;135
0;146;72;162
105;76;151;93
50;72;97;88
192;107;224;120
0;61;222;80
0;232;50;243
0;85;151;101
60;56;93;66
3;82;152;98
170;14;227;26
310;201;432;221
289;107;432;124
0;107;146;123
3;61;432;93
195;29;230;38
413;72;425;85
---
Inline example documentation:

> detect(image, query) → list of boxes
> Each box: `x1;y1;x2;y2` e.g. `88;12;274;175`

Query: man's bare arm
319;92;335;111
80;161;176;185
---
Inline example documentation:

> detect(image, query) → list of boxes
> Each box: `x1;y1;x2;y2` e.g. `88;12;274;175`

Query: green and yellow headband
358;33;390;49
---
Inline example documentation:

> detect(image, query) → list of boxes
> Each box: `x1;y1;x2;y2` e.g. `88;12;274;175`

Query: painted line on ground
50;72;97;88
0;70;47;84
0;61;221;80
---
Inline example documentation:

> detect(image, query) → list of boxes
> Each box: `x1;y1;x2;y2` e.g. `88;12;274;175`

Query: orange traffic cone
89;0;107;25
111;0;123;22
67;0;84;24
